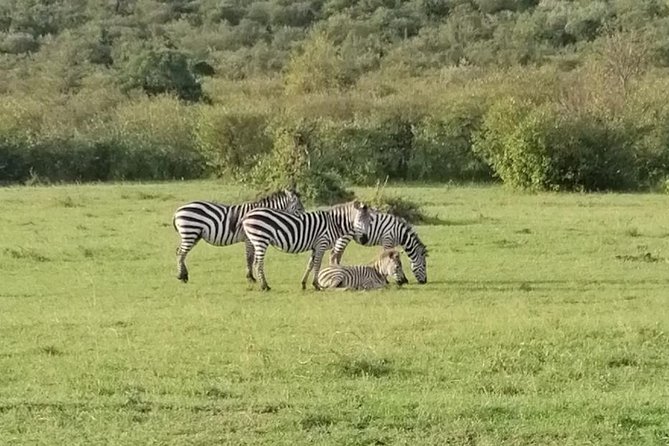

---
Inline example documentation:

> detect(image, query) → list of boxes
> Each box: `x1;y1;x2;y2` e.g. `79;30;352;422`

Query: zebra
241;200;372;291
329;212;428;283
172;189;304;283
317;249;409;290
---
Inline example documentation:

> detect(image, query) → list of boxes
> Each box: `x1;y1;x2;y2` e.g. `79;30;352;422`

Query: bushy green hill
2;1;669;194
3;0;669;86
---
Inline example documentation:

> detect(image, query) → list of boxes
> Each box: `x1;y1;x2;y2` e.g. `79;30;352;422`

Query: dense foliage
2;0;669;196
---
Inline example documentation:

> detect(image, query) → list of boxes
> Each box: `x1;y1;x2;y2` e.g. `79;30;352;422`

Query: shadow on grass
332;355;393;378
420;214;499;227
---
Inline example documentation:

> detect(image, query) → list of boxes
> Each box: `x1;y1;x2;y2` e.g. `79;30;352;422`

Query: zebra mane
252;189;292;204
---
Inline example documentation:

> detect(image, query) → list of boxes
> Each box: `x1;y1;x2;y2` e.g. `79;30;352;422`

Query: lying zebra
172;189;304;283
318;249;409;290
330;211;428;283
242;200;372;291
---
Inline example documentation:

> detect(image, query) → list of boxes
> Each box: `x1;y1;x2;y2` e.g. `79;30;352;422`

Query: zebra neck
327;212;352;237
371;264;389;282
401;231;421;262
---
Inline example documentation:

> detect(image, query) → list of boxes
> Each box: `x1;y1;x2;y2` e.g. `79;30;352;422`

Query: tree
119;48;204;102
283;32;352;94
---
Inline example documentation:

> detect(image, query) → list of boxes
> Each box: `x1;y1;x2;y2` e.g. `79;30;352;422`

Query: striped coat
330;212;428;283
241;201;372;291
318;249;408;290
172;189;303;283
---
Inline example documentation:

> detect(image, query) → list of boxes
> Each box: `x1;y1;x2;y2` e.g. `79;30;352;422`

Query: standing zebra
172;189;304;283
329;212;428;283
241;201;372;291
317;249;409;290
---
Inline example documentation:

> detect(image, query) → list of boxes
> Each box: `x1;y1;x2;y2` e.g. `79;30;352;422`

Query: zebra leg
301;253;315;290
176;236;200;283
310;248;326;291
329;236;351;265
253;244;271;291
244;240;256;283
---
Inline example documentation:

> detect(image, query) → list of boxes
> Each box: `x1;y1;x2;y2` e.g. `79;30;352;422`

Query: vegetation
3;1;669;195
369;178;428;223
1;181;668;445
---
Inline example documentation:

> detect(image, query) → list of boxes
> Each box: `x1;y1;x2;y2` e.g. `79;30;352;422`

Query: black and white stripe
330;212;428;283
241;201;372;291
173;189;304;283
318;249;408;290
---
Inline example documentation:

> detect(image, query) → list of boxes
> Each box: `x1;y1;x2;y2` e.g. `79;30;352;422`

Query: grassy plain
1;181;668;445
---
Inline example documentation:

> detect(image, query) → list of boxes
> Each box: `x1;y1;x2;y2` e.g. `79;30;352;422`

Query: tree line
2;0;669;199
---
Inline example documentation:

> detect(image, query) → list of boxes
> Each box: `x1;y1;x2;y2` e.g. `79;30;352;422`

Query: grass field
1;181;668;445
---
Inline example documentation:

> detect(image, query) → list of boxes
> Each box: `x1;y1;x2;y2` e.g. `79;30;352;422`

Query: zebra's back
242;208;329;253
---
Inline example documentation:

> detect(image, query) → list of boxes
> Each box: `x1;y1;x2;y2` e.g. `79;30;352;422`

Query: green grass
1;181;668;445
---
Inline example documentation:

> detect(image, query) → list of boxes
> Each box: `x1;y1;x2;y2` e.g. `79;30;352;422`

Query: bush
313;114;417;184
368;179;428;224
1;32;39;54
0;135;206;184
119;49;204;102
195;107;272;178
245;119;354;205
473;99;637;191
283;32;355;94
411;99;492;182
0;135;30;183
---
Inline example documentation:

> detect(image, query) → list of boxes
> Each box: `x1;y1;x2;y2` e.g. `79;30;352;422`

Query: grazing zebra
172;189;304;283
317;249;409;290
329;212;428;283
241;201;372;291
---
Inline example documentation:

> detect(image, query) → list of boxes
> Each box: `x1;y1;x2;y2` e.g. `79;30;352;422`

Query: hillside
2;0;669;196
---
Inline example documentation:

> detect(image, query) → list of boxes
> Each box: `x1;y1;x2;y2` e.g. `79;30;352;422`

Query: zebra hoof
246;273;256;283
301;282;307;290
178;273;189;283
260;284;271;291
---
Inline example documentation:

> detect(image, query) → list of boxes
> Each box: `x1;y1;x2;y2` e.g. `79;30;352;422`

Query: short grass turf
1;181;668;445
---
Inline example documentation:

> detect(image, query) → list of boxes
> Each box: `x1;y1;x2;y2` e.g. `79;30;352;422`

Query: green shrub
371;194;428;224
0;135;207;184
0;135;30;184
119;49;204;102
195;107;272;178
1;32;39;54
411;99;492;182
245;119;354;205
312;115;416;184
283;32;355;94
473;99;637;191
367;179;428;224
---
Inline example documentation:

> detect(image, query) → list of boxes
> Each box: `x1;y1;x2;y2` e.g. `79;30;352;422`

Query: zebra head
378;249;408;285
283;188;305;213
410;245;428;284
352;200;371;245
400;220;428;284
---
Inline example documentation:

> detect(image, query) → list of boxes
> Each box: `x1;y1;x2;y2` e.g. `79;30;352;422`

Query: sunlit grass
0;181;668;445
